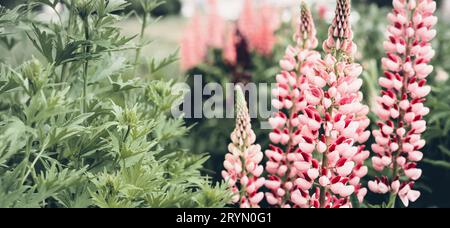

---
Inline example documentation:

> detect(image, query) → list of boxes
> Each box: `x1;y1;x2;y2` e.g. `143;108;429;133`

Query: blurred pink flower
223;25;238;65
180;12;208;70
238;0;257;49
252;4;278;56
206;0;225;48
238;0;278;56
315;0;335;22
370;0;437;207
435;67;449;82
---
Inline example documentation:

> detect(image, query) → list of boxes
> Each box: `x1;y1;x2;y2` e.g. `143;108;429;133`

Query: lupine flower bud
222;86;265;208
323;0;357;57
370;0;437;207
296;2;318;50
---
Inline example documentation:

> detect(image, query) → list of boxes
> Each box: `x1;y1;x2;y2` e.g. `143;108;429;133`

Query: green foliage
424;78;450;170
128;0;181;16
0;0;229;208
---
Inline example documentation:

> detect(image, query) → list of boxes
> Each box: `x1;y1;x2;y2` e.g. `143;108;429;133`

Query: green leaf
148;49;179;75
438;145;450;158
423;159;450;170
26;24;55;63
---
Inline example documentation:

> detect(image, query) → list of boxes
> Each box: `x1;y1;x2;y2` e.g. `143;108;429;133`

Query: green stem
60;63;67;84
385;7;416;209
82;17;90;113
123;125;131;143
133;12;148;75
21;146;46;185
26;0;32;19
387;192;397;208
319;149;328;208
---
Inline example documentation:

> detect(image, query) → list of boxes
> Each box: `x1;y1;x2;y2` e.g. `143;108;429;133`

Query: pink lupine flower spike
267;0;370;208
370;0;437;207
265;2;322;208
222;86;265;208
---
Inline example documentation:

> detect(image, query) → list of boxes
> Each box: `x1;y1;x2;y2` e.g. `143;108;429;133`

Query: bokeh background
1;0;449;208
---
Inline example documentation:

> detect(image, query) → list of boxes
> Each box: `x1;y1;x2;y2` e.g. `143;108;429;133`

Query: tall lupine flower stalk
180;12;207;70
265;2;321;208
222;86;265;208
315;0;371;208
252;4;277;56
238;0;278;56
238;0;256;49
266;0;370;208
369;0;437;207
223;25;238;65
206;0;225;48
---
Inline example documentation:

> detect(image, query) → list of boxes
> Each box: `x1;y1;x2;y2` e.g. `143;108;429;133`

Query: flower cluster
238;0;279;56
180;12;207;70
206;0;225;49
222;86;265;208
266;0;370;208
369;0;437;207
180;0;279;71
310;0;371;208
265;2;322;208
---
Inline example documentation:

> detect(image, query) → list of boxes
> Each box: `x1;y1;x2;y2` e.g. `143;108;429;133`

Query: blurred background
1;0;449;208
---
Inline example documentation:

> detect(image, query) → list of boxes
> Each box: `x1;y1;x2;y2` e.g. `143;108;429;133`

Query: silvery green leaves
0;0;228;208
138;0;165;14
0;4;33;33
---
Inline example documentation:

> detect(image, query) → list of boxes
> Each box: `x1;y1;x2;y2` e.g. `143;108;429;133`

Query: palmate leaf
55;38;89;66
104;0;131;14
144;186;194;208
56;183;92;208
0;116;37;165
95;0;131;17
109;76;141;92
192;183;232;208
139;0;165;14
0;162;76;208
44;113;94;149
152;116;189;142
93;27;137;51
26;24;55;63
0;4;33;26
148;49;179;75
0;166;39;208
90;55;128;83
24;88;71;125
145;80;183;115
0;64;20;93
88;171;140;208
34;164;87;202
119;160;163;199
